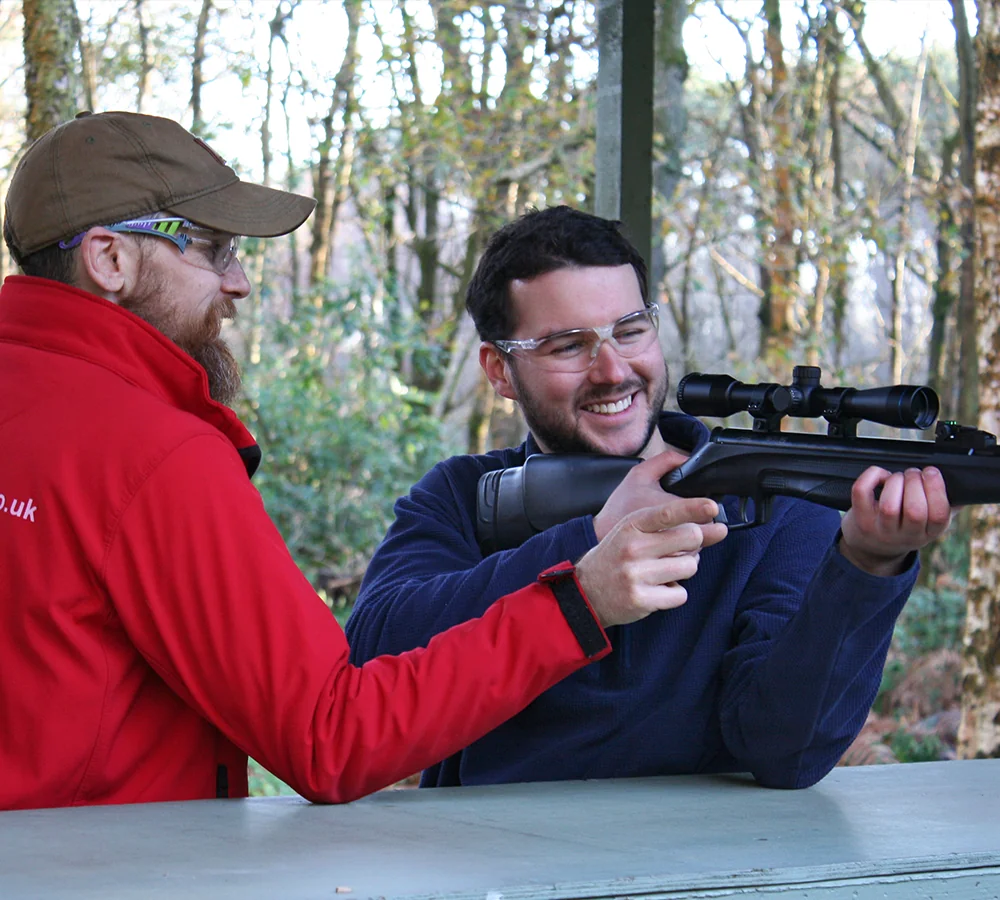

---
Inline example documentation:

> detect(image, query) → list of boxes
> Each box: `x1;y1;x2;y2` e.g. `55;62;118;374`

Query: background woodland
2;0;999;788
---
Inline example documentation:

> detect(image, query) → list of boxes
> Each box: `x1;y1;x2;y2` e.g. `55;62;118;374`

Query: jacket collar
0;275;261;477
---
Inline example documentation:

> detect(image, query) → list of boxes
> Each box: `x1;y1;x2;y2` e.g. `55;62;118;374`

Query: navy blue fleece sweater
346;412;917;789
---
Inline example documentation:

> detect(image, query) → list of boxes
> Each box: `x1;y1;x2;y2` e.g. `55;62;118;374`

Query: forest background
3;0;999;793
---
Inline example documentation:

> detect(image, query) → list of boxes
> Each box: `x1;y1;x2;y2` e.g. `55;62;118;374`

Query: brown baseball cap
4;110;317;257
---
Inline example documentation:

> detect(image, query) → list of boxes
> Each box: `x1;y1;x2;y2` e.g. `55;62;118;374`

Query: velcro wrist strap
539;562;608;659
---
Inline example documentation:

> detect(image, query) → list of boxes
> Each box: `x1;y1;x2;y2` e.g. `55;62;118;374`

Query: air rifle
476;365;999;553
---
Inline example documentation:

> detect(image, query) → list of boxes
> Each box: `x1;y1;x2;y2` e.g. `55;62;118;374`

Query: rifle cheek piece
476;455;643;554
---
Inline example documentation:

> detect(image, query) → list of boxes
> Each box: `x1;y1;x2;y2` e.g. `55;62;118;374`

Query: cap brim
169;179;316;238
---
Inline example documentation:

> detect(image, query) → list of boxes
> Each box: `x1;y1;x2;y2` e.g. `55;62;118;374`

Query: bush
238;278;453;602
891;583;966;658
248;760;298;797
887;729;943;764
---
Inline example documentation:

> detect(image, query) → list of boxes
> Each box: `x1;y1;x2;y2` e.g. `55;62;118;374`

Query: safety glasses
493;306;660;373
59;216;241;275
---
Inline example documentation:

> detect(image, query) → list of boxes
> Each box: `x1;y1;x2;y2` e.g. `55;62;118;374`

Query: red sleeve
103;435;610;802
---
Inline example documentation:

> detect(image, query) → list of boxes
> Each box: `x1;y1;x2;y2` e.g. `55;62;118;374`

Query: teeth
585;395;633;415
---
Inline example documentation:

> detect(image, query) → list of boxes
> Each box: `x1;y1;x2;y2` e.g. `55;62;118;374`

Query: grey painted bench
1;759;998;899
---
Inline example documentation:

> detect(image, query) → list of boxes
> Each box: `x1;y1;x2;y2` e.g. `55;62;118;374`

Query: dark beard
120;268;242;406
510;363;669;457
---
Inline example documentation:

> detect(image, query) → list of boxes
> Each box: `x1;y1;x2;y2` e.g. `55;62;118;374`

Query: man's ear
76;228;143;300
480;342;519;401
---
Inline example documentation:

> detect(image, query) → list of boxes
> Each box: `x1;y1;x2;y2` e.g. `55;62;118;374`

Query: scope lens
905;388;939;429
844;385;939;429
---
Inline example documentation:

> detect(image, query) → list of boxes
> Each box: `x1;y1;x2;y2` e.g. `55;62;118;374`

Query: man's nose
587;338;630;382
222;258;251;299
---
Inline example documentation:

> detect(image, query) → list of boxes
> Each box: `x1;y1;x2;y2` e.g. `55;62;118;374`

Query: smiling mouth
583;393;635;415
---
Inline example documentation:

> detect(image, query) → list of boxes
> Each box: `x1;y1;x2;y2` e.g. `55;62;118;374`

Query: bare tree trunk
383;180;397;292
282;79;300;300
649;0;688;300
434;221;486;422
76;3;95;111
673;161;712;371
410;165;441;393
822;0;849;369
261;2;295;187
953;0;979;426
761;0;796;367
22;0;84;140
190;0;212;135
710;257;738;357
928;132;960;410
889;40;928;384
309;0;360;285
250;1;296;367
958;0;1000;763
468;378;495;456
134;0;150;113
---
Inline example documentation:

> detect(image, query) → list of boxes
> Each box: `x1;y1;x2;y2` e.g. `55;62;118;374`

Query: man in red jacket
0;111;727;810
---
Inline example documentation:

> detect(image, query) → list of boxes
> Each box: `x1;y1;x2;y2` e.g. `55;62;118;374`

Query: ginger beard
120;253;242;406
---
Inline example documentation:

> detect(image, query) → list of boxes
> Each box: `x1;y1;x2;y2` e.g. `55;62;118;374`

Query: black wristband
539;563;607;659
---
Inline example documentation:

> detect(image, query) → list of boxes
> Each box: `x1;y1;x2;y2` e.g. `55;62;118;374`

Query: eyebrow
527;310;648;340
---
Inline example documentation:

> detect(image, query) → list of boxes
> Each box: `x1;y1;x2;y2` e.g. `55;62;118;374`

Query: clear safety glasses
493;306;660;373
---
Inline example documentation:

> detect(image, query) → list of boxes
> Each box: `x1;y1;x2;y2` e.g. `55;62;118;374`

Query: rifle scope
677;366;939;430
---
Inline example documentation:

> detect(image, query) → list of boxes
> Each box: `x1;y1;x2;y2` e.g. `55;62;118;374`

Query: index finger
850;465;892;518
628;497;719;533
633;449;690;481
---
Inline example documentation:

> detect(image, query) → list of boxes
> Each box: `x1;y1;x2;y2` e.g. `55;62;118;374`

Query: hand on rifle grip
577;497;728;628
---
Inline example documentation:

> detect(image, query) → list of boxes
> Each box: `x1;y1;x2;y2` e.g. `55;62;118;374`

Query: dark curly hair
465;206;649;343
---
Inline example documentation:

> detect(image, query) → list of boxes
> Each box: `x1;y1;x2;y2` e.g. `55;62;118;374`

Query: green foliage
887;729;944;764
248;760;298;797
892;526;969;658
887;528;969;671
892;582;966;658
924;523;971;579
873;532;967;716
874;656;908;713
239;276;453;597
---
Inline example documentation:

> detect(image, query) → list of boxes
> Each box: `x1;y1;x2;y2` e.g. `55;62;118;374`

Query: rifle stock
476;455;640;554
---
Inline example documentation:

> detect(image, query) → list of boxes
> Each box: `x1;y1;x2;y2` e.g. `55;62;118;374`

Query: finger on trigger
631;498;715;533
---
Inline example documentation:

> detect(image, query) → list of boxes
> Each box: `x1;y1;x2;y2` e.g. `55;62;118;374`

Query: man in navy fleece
347;206;951;790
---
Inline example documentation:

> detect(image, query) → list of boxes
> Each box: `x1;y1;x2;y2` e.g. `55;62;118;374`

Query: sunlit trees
960;0;1000;762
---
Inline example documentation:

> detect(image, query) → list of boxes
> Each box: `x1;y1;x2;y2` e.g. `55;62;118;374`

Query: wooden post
595;0;655;265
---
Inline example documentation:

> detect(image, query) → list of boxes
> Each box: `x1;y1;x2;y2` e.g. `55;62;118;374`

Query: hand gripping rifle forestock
475;367;1000;554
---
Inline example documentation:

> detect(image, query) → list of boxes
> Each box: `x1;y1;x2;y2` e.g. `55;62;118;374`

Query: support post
595;0;655;265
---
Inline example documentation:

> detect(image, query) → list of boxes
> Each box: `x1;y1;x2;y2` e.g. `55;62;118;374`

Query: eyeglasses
493;306;660;373
59;216;241;275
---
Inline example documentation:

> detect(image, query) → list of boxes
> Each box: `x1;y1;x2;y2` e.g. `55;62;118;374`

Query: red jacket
0;276;609;810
